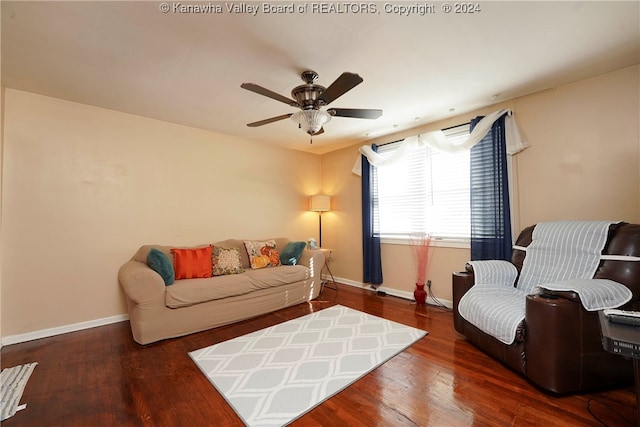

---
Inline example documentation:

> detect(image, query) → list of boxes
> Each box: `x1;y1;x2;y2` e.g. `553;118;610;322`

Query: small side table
598;311;640;425
318;248;337;291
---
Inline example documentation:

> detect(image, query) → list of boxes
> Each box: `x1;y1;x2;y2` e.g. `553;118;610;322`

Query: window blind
375;124;471;240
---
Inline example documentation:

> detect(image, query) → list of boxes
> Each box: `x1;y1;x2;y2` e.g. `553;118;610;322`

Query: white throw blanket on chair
517;221;615;293
459;221;621;345
534;278;631;311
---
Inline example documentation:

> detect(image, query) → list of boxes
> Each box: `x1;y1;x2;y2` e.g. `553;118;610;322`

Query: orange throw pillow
171;246;213;279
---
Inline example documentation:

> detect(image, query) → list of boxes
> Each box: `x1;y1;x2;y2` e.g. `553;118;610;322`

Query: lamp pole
318;211;323;248
309;194;330;249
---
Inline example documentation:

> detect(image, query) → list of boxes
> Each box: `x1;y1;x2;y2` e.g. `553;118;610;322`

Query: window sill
380;237;470;249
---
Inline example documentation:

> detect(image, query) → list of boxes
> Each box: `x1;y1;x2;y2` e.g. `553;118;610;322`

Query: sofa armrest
118;260;166;305
298;249;325;278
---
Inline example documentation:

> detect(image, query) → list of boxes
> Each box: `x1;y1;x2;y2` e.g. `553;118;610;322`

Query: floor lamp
309;195;330;248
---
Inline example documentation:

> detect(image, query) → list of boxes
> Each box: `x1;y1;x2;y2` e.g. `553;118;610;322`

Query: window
374;124;471;243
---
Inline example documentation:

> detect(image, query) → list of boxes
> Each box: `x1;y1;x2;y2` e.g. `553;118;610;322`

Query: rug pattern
1;362;38;421
190;305;427;426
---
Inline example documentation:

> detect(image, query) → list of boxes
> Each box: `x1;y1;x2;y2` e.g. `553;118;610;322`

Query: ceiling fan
241;70;382;141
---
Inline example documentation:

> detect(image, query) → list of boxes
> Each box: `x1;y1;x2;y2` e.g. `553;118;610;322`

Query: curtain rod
377;121;471;147
442;121;471;131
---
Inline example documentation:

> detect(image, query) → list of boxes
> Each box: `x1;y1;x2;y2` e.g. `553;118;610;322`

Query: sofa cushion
171;246;213;279
244;265;310;288
212;246;244;276
165;265;309;308
280;241;307;265
147;248;175;286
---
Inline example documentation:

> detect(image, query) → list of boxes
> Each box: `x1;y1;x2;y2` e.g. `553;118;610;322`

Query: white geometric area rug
189;305;427;427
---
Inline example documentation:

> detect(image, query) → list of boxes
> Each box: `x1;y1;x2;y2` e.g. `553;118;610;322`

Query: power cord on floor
427;280;450;310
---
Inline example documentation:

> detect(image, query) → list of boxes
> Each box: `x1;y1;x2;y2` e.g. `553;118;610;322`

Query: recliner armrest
452;271;474;333
525;293;585;393
468;260;518;287
453;271;474;295
534;278;633;311
535;289;580;302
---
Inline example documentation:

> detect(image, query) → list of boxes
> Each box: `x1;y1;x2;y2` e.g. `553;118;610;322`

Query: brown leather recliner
452;222;640;394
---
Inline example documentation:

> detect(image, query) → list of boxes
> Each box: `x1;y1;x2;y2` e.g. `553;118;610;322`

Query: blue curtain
362;146;383;285
470;115;512;261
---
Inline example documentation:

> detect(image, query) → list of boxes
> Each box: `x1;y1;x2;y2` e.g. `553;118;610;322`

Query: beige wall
0;85;3;344
1;89;322;338
0;2;3;343
515;66;639;225
321;65;640;302
319;145;364;283
1;65;637;339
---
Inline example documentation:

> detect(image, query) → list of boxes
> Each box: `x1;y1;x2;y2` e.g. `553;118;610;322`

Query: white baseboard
329;275;453;309
1;314;129;347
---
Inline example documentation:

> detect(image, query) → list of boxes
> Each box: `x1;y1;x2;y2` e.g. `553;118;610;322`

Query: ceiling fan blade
247;114;293;127
241;83;298;107
318;72;364;105
328;108;383;119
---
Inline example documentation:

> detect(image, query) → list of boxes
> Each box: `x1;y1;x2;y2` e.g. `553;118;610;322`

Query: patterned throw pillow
171;246;213;279
212;247;244;276
244;240;281;269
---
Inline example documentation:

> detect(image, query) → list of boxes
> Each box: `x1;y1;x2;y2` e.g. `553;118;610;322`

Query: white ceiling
2;1;639;154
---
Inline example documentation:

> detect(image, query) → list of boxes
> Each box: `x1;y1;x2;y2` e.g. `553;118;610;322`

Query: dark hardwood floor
2;283;637;426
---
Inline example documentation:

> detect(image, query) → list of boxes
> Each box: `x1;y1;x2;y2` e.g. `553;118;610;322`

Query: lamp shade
309;195;330;212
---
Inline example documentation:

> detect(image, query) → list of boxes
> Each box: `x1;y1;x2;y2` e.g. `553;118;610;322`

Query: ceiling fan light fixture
291;110;331;135
242;70;381;139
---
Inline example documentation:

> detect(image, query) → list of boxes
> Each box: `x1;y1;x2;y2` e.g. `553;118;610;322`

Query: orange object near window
171;246;213;279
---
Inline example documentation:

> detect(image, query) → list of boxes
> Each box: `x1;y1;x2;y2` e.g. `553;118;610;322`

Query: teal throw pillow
147;248;175;286
280;241;307;265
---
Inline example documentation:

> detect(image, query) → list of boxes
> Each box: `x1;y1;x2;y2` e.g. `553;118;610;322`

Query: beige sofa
119;238;324;344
